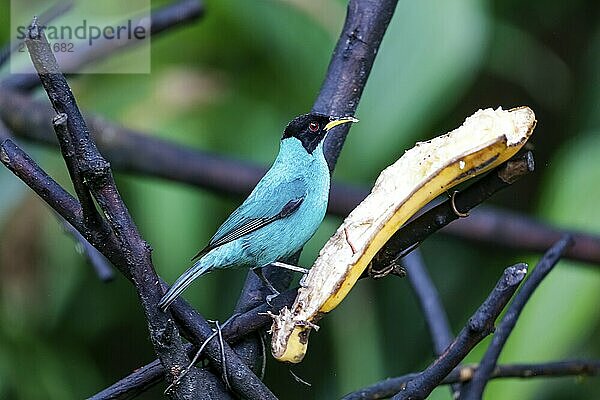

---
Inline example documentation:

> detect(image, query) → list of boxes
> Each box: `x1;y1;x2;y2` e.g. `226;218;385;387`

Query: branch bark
22;20;211;399
229;0;401;381
90;289;298;399
403;250;460;397
314;0;399;170
391;264;528;400
341;359;600;400
459;235;573;400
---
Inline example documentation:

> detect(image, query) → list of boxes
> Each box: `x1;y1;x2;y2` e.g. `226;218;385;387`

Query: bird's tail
158;259;213;311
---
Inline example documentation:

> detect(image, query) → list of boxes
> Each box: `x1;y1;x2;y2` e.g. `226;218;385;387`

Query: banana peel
270;106;537;363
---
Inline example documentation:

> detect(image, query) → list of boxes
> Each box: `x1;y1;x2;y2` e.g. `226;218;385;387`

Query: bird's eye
309;122;319;132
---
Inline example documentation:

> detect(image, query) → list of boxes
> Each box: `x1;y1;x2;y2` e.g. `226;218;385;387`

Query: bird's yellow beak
324;116;359;132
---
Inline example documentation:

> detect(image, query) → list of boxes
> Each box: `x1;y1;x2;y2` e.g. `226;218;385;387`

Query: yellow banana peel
270;106;537;363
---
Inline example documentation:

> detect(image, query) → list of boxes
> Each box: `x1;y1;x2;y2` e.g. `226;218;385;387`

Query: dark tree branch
404;250;453;355
85;151;539;396
368;151;535;275
459;235;574;400
149;0;204;36
0;89;266;198
342;359;600;400
0;138;83;224
442;206;600;266
167;297;277;400
391;264;528;400
89;360;164;400
23;19;276;400
22;20;211;399
314;0;399;170
229;0;401;379
51;113;102;227
1;0;204;91
58;214;115;282
4;91;599;266
91;289;299;399
403;250;462;400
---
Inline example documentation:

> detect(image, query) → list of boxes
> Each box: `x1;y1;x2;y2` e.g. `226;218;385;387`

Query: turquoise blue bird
159;113;358;311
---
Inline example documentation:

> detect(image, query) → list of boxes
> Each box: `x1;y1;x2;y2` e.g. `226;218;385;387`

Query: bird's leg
270;261;311;287
252;266;280;304
253;262;310;304
270;261;310;275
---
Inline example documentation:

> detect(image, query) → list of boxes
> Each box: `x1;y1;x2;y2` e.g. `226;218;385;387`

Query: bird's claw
299;274;309;287
266;292;279;306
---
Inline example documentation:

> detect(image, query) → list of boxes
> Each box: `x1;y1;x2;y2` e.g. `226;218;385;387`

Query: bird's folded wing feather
191;178;307;261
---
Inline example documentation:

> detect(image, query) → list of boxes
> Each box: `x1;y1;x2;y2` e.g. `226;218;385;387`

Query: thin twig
341;359;600;400
51;113;102;227
168;297;278;400
403;250;460;397
459;235;574;400
391;264;528;400
404;250;453;355
165;332;219;396
90;289;298;399
89;360;163;400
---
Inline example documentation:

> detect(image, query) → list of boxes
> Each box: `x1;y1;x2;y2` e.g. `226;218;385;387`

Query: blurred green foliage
0;0;599;399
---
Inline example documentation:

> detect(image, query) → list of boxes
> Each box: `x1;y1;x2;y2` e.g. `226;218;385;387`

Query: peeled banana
270;106;537;363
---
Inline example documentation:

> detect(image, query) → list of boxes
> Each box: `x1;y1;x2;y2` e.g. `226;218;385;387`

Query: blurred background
0;0;599;398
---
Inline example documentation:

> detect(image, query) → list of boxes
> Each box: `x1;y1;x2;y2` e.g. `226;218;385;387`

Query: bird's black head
282;113;358;154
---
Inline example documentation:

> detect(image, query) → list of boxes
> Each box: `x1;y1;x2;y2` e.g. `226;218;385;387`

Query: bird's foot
367;242;419;279
266;291;280;306
299;274;309;287
367;261;407;279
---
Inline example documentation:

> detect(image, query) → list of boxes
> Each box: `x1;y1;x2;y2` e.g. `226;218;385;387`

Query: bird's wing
191;178;307;261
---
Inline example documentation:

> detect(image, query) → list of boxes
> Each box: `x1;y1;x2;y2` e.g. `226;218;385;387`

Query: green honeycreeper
158;113;358;311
